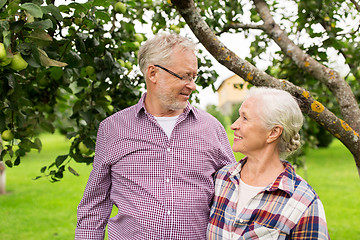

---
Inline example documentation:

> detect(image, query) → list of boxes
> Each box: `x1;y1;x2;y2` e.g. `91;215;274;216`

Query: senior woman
207;87;329;239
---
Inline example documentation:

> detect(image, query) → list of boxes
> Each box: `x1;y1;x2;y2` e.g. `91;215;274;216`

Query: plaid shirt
207;158;330;240
75;93;235;240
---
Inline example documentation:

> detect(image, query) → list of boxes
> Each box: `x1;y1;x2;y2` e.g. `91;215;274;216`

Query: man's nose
186;80;197;91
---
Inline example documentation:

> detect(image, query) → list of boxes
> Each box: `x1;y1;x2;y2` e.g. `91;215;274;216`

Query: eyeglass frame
154;64;198;83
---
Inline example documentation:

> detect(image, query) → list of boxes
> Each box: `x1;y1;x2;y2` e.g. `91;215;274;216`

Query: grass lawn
0;133;359;239
297;140;360;239
0;133;92;240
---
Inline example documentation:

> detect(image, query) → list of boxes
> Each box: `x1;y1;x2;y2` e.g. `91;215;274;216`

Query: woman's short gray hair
244;87;304;156
137;32;197;76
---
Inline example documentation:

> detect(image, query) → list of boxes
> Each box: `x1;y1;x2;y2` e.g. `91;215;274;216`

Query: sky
195;34;251;110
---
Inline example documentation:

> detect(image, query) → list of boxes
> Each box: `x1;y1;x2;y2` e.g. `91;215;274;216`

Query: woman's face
230;97;271;155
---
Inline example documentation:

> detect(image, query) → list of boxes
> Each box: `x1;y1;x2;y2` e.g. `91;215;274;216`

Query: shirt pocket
246;222;286;240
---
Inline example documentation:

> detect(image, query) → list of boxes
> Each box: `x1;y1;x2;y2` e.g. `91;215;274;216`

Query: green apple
1;130;14;141
107;105;114;113
134;33;144;43
117;59;126;67
346;74;356;82
104;95;112;103
78;142;90;154
170;24;180;34
0;43;7;60
0;57;12;66
114;2;126;14
10;53;28;71
125;61;132;69
85;65;95;76
250;46;256;54
250;14;261;22
133;41;140;49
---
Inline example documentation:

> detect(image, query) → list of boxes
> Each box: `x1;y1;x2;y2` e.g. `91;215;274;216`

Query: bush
206;104;229;127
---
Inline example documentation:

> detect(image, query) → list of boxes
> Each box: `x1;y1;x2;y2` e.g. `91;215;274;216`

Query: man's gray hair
137;32;197;77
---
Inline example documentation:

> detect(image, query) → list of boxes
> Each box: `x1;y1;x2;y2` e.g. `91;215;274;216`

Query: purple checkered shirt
75;93;235;240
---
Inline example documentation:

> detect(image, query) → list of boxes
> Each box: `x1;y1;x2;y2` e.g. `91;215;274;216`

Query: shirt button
167;148;171;152
239;219;244;223
166;178;170;183
167;210;171;215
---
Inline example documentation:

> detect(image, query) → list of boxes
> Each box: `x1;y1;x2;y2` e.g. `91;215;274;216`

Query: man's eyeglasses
154;64;198;83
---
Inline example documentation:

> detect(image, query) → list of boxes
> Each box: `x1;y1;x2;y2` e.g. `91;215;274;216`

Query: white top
154;115;179;139
236;178;264;216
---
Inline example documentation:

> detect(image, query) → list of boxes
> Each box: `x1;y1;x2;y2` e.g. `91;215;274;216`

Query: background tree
0;0;217;184
172;0;360;175
1;0;360;184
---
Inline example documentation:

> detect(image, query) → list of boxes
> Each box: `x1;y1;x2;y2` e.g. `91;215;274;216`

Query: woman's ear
267;125;283;143
147;65;157;84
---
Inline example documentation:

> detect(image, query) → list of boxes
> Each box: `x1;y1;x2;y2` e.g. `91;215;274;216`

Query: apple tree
171;0;360;175
0;0;217;183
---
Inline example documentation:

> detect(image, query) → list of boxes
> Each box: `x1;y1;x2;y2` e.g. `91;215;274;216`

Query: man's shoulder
101;104;138;126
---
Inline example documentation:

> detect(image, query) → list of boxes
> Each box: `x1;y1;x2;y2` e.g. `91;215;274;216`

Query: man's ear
147;65;157;84
267;125;283;143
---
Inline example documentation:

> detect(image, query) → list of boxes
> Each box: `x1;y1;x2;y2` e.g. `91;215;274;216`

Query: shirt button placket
163;145;173;239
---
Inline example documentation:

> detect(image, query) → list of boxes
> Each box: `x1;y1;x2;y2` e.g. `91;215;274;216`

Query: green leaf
57;5;70;13
14;156;21;166
24;19;53;30
68;166;80;176
50;67;63;80
41;4;63;22
0;150;7;161
20;3;43;18
7;0;20;15
55;168;64;178
40;121;55;133
18;139;31;151
34;138;42;152
80;110;93;125
51;177;60;182
0;0;6;10
95;11;111;22
68;2;88;14
55;154;68;167
40;166;47;173
63;51;82;68
38;48;68;67
5;160;12;168
93;0;112;7
27;29;53;42
15;148;26;157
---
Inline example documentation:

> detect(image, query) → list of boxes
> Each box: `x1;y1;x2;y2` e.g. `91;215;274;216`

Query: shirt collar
135;92;199;120
227;157;296;197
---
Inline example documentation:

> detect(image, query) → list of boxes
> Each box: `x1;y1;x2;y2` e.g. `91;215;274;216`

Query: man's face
155;47;198;112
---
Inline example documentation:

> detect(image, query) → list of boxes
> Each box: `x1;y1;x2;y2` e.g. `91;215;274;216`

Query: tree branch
252;0;360;132
216;22;265;35
350;0;360;12
171;0;360;173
